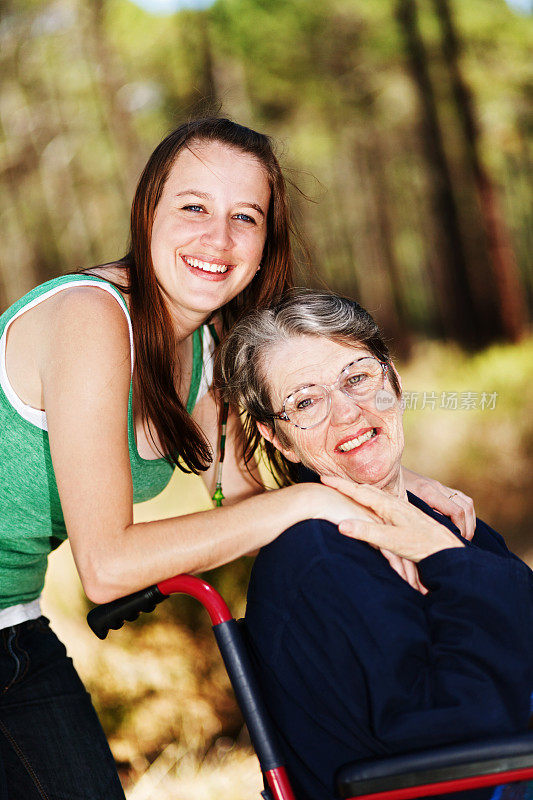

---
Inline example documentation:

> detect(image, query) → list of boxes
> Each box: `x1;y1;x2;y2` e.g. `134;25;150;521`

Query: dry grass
126;743;262;800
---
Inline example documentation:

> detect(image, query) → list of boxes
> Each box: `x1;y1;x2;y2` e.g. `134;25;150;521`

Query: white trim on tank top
0;598;42;630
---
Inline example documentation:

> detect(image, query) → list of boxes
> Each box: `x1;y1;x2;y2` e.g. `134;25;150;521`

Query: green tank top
0;274;209;609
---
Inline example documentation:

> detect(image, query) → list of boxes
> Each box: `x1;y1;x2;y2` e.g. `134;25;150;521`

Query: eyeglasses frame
270;356;390;430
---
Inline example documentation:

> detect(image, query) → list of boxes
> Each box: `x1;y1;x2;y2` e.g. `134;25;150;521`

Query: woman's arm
195;395;432;584
41;290;372;604
321;477;464;562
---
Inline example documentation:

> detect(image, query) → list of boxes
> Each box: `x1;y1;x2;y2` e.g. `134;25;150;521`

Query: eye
346;373;366;386
182;204;205;213
295;395;324;411
296;397;314;410
233;212;256;224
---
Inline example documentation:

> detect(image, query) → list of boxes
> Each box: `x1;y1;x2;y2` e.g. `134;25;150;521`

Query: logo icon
375;389;396;411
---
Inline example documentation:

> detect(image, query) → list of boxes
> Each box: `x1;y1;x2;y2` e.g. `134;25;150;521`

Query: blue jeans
0;617;125;800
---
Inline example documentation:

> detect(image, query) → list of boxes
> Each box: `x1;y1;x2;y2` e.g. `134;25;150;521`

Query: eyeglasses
271;356;390;430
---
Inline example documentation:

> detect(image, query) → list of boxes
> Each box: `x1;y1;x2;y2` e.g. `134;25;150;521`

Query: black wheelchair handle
87;585;168;639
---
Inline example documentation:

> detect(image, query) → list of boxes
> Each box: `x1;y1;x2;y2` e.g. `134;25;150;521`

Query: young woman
0;117;474;798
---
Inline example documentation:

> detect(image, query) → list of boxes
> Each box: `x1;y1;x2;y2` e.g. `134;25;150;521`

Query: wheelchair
88;574;533;800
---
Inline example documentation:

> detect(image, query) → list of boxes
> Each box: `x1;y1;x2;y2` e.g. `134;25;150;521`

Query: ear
389;361;402;393
389;362;405;414
256;421;301;465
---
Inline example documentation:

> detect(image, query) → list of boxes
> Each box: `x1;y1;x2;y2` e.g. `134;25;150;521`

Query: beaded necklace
207;323;229;507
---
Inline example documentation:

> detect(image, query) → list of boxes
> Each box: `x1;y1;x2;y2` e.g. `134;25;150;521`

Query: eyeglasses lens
342;359;383;400
284;358;383;428
284;389;328;428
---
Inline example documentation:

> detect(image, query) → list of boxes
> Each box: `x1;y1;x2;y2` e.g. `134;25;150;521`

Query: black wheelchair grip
87;585;167;639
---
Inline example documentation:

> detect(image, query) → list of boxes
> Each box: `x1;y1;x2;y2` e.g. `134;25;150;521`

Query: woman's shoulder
250;517;380;598
0;273;132;358
2;271;129;321
40;273;129;341
37;277;134;421
43;277;132;364
9;274;131;375
407;491;461;533
46;276;126;318
0;273;134;425
408;490;515;559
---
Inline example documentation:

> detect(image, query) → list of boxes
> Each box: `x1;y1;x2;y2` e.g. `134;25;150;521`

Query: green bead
212;486;225;507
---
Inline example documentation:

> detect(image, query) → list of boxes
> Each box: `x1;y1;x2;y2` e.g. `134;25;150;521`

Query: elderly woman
219;290;533;800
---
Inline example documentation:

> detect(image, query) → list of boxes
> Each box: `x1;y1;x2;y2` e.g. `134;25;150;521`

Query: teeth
338;429;376;452
183;256;229;273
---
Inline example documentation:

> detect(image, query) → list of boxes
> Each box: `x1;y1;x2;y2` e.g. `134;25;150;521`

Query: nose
329;388;363;427
200;214;235;251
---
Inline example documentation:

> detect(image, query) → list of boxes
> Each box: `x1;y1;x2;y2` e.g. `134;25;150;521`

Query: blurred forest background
1;0;532;797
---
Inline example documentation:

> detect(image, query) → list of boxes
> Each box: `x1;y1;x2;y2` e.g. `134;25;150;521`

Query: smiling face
259;335;405;494
150;140;270;328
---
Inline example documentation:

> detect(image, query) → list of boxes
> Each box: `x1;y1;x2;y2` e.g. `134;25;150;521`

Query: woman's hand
380;550;428;595
321;476;464;564
313;482;428;593
402;467;476;541
306;484;423;591
306;483;380;526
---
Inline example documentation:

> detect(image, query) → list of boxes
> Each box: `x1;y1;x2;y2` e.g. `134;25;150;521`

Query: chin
343;461;394;487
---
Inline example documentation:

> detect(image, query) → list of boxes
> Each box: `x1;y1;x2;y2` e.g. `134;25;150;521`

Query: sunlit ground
43;337;533;798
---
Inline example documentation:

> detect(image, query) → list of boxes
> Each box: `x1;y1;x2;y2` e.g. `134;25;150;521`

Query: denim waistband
0;598;42;630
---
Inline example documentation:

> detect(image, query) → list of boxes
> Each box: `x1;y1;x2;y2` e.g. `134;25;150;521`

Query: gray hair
216;289;399;486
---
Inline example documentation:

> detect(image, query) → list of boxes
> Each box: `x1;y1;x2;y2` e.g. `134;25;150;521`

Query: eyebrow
175;190;265;217
286;358;372;396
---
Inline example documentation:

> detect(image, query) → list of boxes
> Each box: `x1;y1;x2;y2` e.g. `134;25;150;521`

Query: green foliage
1;0;531;324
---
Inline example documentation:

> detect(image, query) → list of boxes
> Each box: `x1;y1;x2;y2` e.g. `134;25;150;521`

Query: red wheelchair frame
87;574;533;800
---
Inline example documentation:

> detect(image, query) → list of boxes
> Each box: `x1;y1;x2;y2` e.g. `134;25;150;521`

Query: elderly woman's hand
321;476;464;565
379;550;428;594
401;467;476;541
307;484;427;593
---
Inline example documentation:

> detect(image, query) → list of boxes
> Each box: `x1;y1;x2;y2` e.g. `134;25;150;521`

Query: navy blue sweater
245;494;533;800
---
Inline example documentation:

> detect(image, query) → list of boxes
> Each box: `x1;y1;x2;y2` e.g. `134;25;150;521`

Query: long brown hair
116;118;294;472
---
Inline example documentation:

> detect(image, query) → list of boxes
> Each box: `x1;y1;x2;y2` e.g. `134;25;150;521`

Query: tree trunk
368;127;411;353
396;0;485;348
432;0;527;341
174;11;218;114
82;0;144;201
